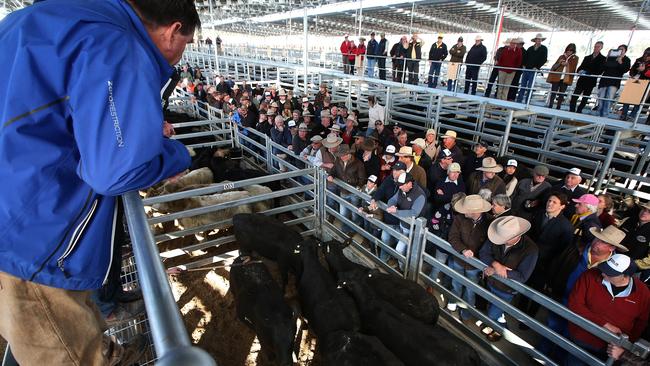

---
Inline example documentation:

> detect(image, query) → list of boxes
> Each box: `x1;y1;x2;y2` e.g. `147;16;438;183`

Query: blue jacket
0;0;190;290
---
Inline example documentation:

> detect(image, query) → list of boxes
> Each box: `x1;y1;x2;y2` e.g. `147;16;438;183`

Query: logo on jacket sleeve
107;81;124;148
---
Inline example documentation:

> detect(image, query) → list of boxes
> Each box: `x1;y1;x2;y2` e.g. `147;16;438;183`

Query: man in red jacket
567;254;650;365
496;38;523;100
340;34;353;74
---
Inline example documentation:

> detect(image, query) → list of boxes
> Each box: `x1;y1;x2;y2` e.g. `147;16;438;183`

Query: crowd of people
179;66;650;364
338;32;650;122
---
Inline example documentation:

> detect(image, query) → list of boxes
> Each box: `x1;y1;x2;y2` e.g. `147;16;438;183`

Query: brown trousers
0;271;120;366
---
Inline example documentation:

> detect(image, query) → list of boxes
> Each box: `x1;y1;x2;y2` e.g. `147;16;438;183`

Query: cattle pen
4;83;646;366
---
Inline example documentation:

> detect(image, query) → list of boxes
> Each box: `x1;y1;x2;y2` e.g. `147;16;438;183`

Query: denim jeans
516;69;536;103
326;184;339;212
428;62;442;88
339;193;361;232
428;244;451;282
394;225;411;270
449;258;481;320
379;224;400;262
447;79;456;91
367;58;377;78
621;103;641;120
464;65;480;95
486;284;516;327
598;86;618;117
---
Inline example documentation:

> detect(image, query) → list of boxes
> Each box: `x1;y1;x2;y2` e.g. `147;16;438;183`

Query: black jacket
529;210;574;266
576;53;606;87
552;182;587;219
574;213;602;249
428;42;448;61
620;218;650;260
367;39;379;57
522;45;548;69
378;38;388;56
466;44;488;65
599;54;631;88
407;39;423;60
372;177;400;225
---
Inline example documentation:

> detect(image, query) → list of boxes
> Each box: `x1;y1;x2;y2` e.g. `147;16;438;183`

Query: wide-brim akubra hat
531;33;547;42
589;226;629;252
322;134;343;148
488;216;532;245
476;157;503;173
454;194;492;214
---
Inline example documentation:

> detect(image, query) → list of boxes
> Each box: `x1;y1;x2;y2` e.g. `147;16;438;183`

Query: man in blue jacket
0;0;199;364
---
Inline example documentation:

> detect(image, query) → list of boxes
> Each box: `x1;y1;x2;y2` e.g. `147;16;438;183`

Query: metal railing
186;44;650;127
184;49;650;202
122;191;216;366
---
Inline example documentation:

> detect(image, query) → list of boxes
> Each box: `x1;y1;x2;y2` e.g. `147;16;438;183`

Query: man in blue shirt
366;32;379;78
0;0;199;364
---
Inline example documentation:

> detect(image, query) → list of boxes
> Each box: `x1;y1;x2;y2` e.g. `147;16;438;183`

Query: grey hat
534;165;549;176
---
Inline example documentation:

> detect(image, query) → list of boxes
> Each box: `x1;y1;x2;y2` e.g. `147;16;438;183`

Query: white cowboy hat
589;226;629;252
475;35;484;41
476;157;503;173
531;33;547;42
441;130;457;139
395;146;415;157
454;195;492;214
488;216;532;245
410;138;426;149
322;134;343;148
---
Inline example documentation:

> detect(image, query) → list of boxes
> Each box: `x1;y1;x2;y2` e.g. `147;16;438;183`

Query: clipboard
447;63;460;81
619;79;650;105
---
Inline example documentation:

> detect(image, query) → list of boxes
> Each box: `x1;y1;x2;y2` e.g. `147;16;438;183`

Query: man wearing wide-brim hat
395;146;427;190
479;216;539;341
567;253;650;360
446;194;493;320
547;225;629;312
517;33;548;103
439;129;464;164
466;157;506;196
358;138;380;179
316;134;342;174
327;143;367;235
464;35;488;95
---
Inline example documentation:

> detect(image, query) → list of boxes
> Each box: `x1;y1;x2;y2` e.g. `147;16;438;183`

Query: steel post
122;192;216;366
595;130;622;192
498;109;515;156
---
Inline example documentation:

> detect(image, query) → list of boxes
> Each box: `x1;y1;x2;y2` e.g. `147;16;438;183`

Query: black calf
232;213;302;289
343;279;480;366
297;239;360;338
229;256;296;366
320;330;404;366
326;240;439;325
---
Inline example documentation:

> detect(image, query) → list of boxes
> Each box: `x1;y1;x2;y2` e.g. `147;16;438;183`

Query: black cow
325;240;439;325
297;239;360;337
320;330;405;366
321;239;370;278
343;279;480;366
190;147;282;191
229;256;296;366
232;213;303;289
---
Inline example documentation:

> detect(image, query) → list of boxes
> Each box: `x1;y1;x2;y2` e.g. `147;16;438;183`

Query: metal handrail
122;191;216;366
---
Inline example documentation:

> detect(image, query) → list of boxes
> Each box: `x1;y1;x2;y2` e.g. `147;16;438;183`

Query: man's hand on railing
462;249;474;258
386;205;397;214
163;121;176;137
607;344;625;360
604;323;623;335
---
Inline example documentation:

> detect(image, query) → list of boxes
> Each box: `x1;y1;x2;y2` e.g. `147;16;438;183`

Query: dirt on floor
159;215;323;366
